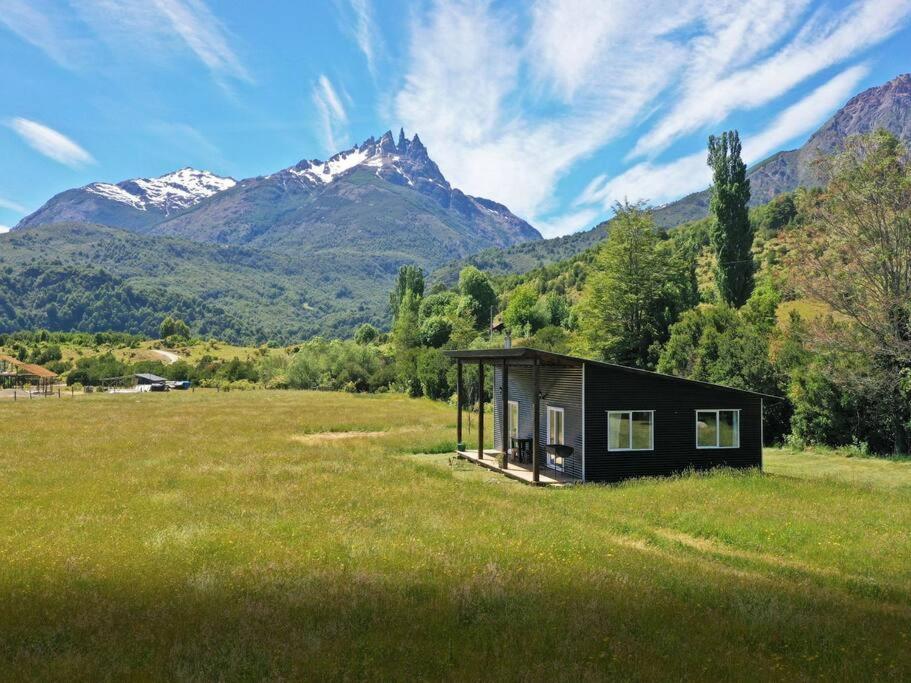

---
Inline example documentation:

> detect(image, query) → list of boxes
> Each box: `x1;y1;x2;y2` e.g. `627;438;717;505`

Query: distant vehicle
168;381;191;390
148;383;169;392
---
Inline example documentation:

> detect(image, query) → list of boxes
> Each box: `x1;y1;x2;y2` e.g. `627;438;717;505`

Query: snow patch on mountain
85;168;236;213
86;182;146;209
295;148;371;184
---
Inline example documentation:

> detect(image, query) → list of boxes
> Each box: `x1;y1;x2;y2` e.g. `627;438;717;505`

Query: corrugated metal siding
493;365;584;480
583;363;762;482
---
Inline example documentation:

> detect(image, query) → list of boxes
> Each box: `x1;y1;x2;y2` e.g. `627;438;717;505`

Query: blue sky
1;0;909;237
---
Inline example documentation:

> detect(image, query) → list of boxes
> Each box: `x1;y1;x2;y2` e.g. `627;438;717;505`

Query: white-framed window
608;410;654;451
696;409;740;448
508;400;519;441
546;406;565;471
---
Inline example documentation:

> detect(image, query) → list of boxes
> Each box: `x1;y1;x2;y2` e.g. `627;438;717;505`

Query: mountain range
7;130;539;341
4;74;910;341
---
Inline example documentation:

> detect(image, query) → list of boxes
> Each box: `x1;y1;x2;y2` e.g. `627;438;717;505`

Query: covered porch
444;347;583;486
456;448;575;486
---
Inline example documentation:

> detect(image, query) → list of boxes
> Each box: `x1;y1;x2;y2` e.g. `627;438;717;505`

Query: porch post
532;358;540;483
456;360;463;450
501;361;509;469
478;361;485;460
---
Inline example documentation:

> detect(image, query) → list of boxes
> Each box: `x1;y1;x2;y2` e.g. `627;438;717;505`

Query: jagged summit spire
397;127;407;153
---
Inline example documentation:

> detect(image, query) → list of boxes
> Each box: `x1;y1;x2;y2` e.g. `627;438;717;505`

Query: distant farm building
0;354;58;393
135;373;168;386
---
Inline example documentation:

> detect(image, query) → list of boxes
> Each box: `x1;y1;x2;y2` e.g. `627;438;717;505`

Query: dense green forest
0;223;406;343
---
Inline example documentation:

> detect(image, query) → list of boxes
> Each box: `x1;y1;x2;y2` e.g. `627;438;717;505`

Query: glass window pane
509;403;519;439
632;412;652;449
608;412;623;450
556;411;564;444
718;410;738;447
616;412;630;449
697;411;717;447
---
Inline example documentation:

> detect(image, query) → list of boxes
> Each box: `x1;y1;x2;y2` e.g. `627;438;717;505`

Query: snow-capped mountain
15;129;538;250
284;129;447;190
144;129;539;249
86;168;236;213
16;168;236;232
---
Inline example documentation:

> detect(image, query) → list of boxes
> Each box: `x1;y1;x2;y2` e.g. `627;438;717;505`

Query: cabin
444;347;772;485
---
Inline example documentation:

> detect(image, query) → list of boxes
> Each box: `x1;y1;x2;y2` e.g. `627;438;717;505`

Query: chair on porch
511;437;532;464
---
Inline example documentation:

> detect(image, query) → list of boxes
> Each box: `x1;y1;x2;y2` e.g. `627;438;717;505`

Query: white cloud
149;0;251;81
742;63;870;161
578;63;871;210
0;225;11;234
578;153;709;211
8;118;95;168
631;0;911;158
313;75;349;153
534;208;602;239
0;0;249;81
0;196;28;214
393;0;682;222
347;0;379;75
390;0;902;235
0;0;87;68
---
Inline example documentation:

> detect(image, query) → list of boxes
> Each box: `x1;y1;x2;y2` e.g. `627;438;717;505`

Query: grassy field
1;391;909;680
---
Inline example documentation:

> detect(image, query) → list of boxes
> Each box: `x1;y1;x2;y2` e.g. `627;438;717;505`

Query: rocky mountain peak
796;72;911;185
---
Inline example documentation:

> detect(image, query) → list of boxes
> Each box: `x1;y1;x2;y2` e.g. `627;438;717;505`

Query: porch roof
443;347;581;367
443;346;781;400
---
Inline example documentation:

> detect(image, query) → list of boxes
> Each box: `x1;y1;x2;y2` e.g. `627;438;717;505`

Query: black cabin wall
493;365;584;479
583;363;762;482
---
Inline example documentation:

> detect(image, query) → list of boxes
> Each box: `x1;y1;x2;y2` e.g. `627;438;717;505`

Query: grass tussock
1;390;909;680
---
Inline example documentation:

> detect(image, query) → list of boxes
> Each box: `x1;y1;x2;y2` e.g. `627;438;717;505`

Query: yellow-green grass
765;447;911;491
113;340;263;365
1;392;909;680
775;298;847;329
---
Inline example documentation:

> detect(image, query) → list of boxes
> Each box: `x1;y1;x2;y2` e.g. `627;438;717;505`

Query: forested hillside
0;223;396;342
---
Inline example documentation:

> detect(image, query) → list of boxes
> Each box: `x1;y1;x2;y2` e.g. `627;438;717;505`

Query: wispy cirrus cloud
0;0;90;69
0;196;28;214
312;75;349;153
391;0;908;236
345;0;381;75
630;0;911;159
0;0;250;82
394;0;681;226
7;118;95;168
578;63;870;210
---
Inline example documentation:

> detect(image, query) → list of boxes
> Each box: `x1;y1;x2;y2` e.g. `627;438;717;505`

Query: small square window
696;410;740;448
608;411;653;451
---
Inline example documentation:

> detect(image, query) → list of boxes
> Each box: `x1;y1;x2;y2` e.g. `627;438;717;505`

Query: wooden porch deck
456;450;576;486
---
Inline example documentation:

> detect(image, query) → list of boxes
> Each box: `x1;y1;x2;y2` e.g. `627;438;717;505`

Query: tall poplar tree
707;130;754;307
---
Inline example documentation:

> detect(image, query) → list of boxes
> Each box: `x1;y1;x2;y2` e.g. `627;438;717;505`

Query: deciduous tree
788;130;911;453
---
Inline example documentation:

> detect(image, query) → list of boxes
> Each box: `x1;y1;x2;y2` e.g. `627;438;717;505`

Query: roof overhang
443;346;782;400
443;347;582;367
